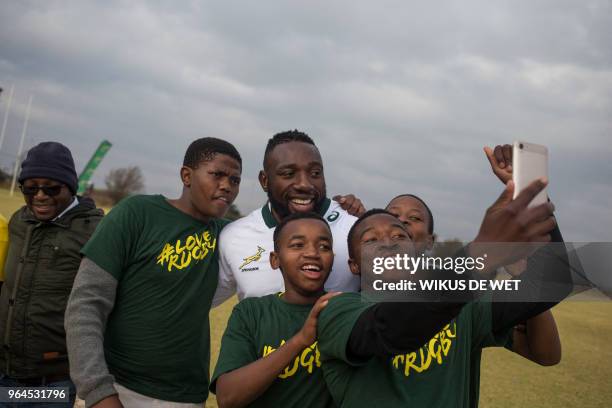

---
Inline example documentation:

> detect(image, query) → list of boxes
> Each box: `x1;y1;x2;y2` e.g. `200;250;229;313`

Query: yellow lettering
185;235;196;251
392;321;458;377
175;239;186;254
404;351;424;376
428;336;443;365
392;354;404;370
279;356;300;379
156;230;217;272
260;340;321;378
301;347;315;374
156;244;175;267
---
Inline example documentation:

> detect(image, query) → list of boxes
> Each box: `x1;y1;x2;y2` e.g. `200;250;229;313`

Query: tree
105;166;144;204
0;168;11;185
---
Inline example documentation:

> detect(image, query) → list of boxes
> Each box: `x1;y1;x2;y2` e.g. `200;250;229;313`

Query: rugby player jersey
212;198;359;305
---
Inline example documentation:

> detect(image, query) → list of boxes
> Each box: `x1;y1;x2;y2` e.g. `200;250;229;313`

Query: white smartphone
512;141;548;207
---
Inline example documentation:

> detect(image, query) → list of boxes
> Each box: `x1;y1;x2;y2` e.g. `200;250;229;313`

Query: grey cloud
0;0;610;241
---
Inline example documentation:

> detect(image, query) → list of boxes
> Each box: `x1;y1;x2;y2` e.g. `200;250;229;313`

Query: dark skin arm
92;396;123;408
511;311;561;366
486;144;562;366
333;194;366;217
216;292;340;408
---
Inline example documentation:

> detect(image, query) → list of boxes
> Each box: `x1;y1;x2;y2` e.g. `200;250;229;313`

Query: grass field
208;300;612;408
1;190;610;407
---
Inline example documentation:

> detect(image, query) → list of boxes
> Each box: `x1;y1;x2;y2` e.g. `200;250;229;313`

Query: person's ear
348;258;360;276
180;166;192;188
259;170;268;192
270;251;280;270
426;233;436;251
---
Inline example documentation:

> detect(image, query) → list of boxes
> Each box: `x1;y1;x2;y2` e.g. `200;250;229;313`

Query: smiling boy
211;212;339;408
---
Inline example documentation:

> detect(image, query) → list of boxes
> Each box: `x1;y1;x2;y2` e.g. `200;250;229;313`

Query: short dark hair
347;208;396;258
183;137;242;168
263;130;316;168
387;194;435;234
273;211;331;252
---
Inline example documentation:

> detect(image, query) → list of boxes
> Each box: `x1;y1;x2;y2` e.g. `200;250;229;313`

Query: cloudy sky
0;0;610;241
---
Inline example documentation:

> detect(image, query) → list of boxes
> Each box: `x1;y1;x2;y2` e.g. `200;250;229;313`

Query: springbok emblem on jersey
239;246;266;270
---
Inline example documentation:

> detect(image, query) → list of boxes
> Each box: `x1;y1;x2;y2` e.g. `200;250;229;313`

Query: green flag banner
77;140;112;194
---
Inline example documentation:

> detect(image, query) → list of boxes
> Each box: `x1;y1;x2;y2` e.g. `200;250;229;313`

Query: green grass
206;301;612;408
480;301;612;407
3;188;609;407
207;297;238;408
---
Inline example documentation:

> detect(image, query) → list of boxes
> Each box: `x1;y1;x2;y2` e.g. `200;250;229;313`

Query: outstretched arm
488;200;571;338
347;179;564;359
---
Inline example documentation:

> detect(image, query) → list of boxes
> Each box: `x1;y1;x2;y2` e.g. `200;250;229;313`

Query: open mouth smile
300;263;323;279
288;196;317;211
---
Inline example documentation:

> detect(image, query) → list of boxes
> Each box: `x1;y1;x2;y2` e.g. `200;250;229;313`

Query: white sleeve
212;238;237;307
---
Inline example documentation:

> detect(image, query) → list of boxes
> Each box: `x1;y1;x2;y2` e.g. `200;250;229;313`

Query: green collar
261;197;331;229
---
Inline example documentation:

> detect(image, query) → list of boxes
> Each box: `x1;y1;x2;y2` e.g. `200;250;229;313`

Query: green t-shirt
467;294;514;408
211;294;335;408
318;293;508;408
81;194;229;403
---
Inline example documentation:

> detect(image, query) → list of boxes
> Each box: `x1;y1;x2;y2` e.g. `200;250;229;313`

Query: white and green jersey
213;198;359;305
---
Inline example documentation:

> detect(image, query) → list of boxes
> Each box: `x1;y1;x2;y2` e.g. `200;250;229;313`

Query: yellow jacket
0;214;7;281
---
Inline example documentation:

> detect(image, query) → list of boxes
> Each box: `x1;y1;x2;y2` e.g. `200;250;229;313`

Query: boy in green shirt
211;212;340;408
65;138;242;408
385;193;561;407
317;179;570;408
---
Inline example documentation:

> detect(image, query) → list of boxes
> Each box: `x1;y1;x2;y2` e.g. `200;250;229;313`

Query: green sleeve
470;300;513;349
80;196;141;279
210;301;258;393
317;293;373;365
218;218;233;229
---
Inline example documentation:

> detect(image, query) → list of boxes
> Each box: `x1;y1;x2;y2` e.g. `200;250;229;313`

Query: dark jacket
0;197;103;378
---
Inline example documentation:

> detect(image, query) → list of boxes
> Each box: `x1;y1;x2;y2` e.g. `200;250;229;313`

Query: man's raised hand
484;144;513;185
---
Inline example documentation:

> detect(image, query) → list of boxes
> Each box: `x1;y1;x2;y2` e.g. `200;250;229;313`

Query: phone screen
512;141;548;207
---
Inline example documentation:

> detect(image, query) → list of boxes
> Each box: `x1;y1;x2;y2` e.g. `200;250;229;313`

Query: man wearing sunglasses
0;141;103;407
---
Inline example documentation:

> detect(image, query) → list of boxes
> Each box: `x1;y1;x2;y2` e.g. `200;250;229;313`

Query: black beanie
18;142;78;194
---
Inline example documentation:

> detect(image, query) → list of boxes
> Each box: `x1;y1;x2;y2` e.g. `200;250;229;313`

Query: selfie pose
317;178;571;407
385;191;560;407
